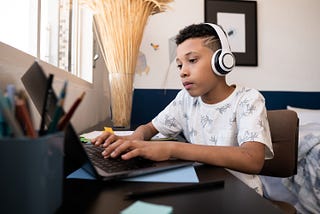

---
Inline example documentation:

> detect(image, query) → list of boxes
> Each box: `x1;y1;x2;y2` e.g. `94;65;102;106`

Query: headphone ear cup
211;49;235;76
211;49;224;76
206;23;235;76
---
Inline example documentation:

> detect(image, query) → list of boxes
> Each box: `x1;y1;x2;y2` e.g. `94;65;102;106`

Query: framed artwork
205;0;257;66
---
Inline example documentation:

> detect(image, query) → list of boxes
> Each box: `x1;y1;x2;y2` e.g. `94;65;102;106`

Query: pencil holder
0;132;64;214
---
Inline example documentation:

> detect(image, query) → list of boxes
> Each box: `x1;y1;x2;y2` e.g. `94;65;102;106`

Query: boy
92;23;274;195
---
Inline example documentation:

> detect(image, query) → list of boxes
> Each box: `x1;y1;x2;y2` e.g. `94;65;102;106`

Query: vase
109;72;134;128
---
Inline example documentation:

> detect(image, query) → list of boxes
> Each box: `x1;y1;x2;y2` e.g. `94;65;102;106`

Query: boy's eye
177;64;182;70
189;58;197;63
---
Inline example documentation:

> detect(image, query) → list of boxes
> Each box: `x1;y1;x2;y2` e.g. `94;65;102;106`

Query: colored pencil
57;92;85;130
15;97;37;138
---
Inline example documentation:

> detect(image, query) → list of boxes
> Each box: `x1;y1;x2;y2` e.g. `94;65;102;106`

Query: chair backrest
259;110;299;177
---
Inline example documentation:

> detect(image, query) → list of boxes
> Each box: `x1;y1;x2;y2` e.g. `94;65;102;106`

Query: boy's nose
179;67;189;78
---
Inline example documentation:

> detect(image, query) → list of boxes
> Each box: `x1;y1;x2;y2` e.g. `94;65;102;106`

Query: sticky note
121;201;173;214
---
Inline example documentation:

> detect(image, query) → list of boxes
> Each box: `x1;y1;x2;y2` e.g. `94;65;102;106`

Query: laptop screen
21;61;92;176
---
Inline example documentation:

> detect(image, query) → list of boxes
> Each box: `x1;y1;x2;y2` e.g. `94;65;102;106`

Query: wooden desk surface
57;165;282;214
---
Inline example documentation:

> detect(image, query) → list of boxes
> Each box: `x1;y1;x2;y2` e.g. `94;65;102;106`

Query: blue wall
131;89;320;129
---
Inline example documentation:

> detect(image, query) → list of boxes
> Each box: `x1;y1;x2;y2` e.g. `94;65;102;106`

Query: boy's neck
201;84;235;104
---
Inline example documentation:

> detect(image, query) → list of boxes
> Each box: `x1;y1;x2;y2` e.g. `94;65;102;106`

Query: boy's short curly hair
175;23;221;51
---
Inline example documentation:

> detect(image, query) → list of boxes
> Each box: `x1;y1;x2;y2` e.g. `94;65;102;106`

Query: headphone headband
204;23;235;76
205;23;231;53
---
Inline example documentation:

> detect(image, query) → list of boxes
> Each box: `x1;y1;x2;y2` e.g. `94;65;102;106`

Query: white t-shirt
152;85;274;195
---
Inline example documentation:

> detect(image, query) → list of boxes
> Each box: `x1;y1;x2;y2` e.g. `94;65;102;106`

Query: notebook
21;62;193;180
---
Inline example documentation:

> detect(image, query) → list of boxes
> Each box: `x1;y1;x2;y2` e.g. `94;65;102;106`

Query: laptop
21;62;193;181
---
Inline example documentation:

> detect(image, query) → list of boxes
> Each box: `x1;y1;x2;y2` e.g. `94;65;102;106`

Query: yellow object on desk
104;127;114;133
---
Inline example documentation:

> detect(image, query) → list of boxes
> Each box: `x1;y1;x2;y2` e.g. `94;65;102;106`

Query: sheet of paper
67;166;199;183
80;131;103;139
67;167;95;180
121;201;173;214
124;166;199;183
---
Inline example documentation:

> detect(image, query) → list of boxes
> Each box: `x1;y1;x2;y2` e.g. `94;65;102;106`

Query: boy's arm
126;122;159;140
168;140;265;174
104;139;265;174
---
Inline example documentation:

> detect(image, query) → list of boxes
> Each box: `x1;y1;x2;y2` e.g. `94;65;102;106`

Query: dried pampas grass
81;0;173;127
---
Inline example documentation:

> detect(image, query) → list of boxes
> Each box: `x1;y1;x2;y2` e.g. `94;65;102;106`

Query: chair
259;110;299;214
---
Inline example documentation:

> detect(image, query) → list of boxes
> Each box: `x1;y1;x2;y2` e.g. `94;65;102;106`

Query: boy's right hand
91;131;121;147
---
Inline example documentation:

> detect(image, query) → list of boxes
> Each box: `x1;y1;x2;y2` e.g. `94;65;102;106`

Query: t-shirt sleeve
236;90;274;159
152;91;185;137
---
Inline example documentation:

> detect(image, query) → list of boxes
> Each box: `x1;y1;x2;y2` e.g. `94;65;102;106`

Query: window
0;0;94;83
0;0;38;56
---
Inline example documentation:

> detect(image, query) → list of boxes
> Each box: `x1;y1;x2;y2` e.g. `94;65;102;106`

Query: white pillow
298;122;320;140
287;106;320;125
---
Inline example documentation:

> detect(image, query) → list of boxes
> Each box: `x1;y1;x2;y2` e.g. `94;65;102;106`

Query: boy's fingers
91;132;111;146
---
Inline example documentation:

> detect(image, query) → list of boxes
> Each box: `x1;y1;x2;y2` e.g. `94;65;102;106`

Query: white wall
134;0;320;92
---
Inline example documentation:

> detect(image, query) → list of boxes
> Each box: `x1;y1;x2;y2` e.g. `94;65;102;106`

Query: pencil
57;92;85;130
125;180;224;199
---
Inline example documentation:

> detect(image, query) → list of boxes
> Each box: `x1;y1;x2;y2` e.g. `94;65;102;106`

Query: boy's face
176;38;223;98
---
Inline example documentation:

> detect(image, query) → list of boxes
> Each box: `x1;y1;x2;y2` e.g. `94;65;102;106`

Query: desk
57;164;282;214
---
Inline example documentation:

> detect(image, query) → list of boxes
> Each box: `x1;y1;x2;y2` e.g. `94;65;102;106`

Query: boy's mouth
183;81;193;90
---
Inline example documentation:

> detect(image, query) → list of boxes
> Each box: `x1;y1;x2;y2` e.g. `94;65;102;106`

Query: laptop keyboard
83;144;156;173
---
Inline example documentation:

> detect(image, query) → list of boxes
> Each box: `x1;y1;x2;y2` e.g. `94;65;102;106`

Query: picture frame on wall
205;0;257;66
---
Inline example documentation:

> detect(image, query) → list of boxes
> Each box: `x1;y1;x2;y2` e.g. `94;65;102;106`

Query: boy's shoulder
234;85;262;97
233;86;266;106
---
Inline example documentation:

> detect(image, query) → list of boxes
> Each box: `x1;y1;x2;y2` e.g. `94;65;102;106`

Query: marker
6;84;16;111
39;74;54;136
47;81;68;133
15;97;37;138
0;89;23;137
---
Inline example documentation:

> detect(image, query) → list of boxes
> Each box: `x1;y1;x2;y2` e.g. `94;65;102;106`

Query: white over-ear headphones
205;23;235;76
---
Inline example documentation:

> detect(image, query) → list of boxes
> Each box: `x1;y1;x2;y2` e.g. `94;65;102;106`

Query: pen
57;91;85;130
0;89;24;137
39;74;54;135
125;180;224;199
47;81;68;133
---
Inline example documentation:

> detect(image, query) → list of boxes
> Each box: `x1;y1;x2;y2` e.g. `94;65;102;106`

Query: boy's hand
101;139;173;161
91;131;120;146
